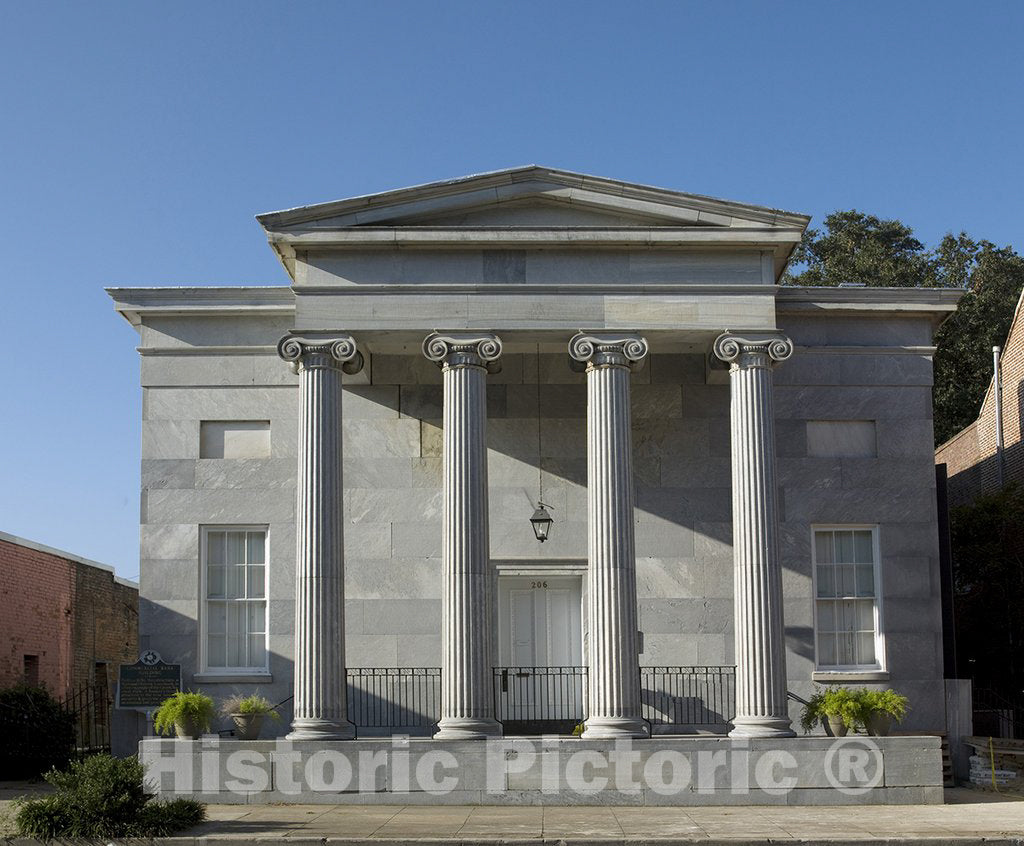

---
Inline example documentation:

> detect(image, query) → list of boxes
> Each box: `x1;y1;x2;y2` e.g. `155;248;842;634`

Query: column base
433;717;503;740
286;717;356;741
729;715;796;739
581;716;650;739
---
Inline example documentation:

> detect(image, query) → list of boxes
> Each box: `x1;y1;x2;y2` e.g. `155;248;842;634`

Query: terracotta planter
174;716;204;739
825;715;849;737
232;713;265;740
865;711;893;737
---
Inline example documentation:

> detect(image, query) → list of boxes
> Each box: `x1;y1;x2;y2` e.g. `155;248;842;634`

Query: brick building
0;531;138;698
935;289;1024;507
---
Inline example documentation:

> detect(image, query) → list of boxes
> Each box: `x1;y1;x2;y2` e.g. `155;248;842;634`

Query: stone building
112;168;958;803
935;288;1024;507
0;531;138;697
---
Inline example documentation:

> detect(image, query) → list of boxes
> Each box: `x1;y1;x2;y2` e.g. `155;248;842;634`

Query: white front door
497;575;584;732
499;576;583;666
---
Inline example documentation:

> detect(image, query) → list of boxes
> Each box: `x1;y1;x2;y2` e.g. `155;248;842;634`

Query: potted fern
800;686;861;736
860;689;909;736
153;692;215;740
220;693;279;740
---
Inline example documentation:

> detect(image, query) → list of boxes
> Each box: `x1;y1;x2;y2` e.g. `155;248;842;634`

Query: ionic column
278;334;363;740
424;332;503;739
713;332;796;738
569;333;649;739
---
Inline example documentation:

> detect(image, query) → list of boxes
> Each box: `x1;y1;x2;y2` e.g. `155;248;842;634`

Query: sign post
116;652;182;734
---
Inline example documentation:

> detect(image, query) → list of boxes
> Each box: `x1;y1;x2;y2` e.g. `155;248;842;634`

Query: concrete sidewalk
2;788;1023;844
164;789;1024;844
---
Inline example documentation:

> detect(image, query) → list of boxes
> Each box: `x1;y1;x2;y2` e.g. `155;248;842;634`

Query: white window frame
810;524;885;673
199;525;269;675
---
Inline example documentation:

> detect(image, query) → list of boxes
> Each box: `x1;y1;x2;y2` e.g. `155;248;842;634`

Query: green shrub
14;754;204;839
799;686;865;733
220;693;280;719
861;688;910;722
153;691;215;736
0;684;76;779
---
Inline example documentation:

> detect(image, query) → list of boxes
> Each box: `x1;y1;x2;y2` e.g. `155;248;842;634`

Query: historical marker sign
116;657;181;709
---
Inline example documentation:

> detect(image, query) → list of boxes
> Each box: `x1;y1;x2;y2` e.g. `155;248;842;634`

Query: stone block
142;459;196;490
840;457;936;489
775;386;931;420
881;556;936;598
141;522;199;560
145;488;294;524
344;522;392;559
778;457;843;491
640;598;732;635
391;522;442;558
359;599;442;635
650;353;705;385
632;384;683;418
635;557;702;599
345;488;443;524
681;384;730;418
343;457;414;489
634;519;695;558
783;487;936;524
838;353;934;387
142;419;200;459
140;559;195;601
194;458;295;490
344;419;421;458
396;634;442;667
773;352;841;386
661;456;731;488
144;385;298;421
875;418;936;457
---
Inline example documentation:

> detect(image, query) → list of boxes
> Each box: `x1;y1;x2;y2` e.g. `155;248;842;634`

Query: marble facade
111;167;961;752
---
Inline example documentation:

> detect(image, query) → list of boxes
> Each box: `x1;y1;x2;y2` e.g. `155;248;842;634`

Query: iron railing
494;666;587;732
62;682;111;756
347;668;440;733
973;687;1024;739
640;666;735;728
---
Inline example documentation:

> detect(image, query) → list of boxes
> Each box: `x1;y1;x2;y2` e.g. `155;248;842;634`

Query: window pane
208;602;226;634
208;635;226;667
856;632;876;665
856;564;875;597
816;565;835;598
817;633;837;666
854;531;873;564
247;566;265;599
226;635;244;667
225;565;245;599
226;532;246;566
837;599;858;633
207;532;225;566
248;602;266;634
837;631;856;665
816;600;835;632
248;532;265;565
835;531;855;563
248;635;266;669
838;564;856;597
207;565;225;599
856;599;875;630
815;532;834;564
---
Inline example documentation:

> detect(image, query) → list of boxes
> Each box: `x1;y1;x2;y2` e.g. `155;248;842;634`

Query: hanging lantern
530;503;553;542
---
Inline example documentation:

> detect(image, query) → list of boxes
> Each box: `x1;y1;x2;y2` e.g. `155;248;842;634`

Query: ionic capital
569;333;649;371
278;334;364;375
423;332;503;371
713;332;793;371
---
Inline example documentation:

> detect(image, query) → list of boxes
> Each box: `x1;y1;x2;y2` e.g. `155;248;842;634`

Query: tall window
202;527;267;672
812;526;883;670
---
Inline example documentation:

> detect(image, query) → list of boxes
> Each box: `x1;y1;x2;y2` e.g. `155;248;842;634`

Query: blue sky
1;1;1021;578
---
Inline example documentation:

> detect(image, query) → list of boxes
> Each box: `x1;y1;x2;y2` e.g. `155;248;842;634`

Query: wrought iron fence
973;687;1024;739
347;668;440;733
640;666;735;728
494;666;587;734
62;682;111;757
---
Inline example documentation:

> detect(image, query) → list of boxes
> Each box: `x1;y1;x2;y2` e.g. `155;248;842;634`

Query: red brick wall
0;537;138;696
936;291;1024;506
0;538;75;694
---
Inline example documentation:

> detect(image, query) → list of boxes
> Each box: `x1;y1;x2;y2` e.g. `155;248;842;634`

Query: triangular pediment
256;166;810;232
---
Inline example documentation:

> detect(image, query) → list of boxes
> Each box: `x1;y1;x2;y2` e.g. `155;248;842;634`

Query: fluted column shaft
570;333;649;739
279;334;363;740
424;333;503;740
714;332;796;738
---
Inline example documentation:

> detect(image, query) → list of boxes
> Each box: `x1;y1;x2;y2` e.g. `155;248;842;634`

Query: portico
279;324;795;741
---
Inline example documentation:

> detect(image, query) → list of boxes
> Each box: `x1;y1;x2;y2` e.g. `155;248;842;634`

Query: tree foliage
783;211;1024;444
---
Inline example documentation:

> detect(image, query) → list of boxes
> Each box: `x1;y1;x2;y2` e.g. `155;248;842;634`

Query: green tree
783;210;933;288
